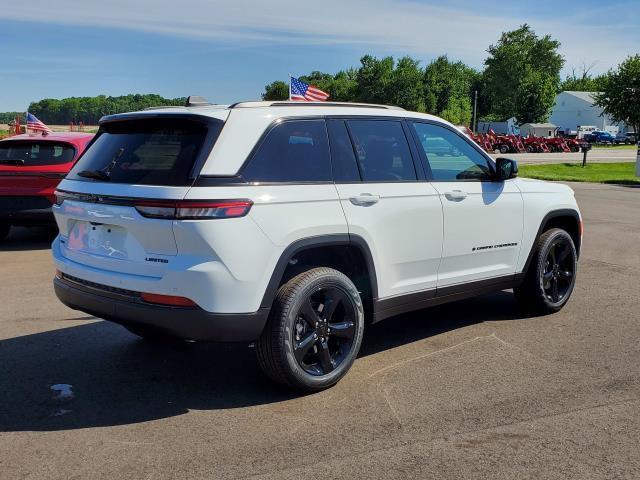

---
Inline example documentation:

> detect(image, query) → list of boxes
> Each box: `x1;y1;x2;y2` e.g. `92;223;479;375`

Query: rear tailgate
55;182;189;278
54;112;225;279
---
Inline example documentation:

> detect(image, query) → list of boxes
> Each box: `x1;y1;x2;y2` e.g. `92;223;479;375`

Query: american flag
26;112;52;134
290;76;330;102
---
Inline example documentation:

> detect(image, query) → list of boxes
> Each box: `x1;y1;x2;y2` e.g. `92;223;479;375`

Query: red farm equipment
476;133;495;152
493;134;526;154
523;136;550;153
457;126;494;153
544;137;571;153
562;138;582;152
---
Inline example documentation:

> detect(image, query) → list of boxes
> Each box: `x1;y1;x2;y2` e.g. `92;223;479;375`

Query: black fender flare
259;234;378;309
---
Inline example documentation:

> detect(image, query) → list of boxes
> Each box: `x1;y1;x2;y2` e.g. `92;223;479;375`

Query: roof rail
229;101;405;110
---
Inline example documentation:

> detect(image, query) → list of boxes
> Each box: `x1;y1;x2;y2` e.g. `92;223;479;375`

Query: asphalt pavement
1;182;639;479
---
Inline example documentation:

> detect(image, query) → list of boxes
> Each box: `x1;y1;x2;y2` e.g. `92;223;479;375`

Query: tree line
0;112;21;124
26;94;186;125
264;25;638;130
3;24;637;133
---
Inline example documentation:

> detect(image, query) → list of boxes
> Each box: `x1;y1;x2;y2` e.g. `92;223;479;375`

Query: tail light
54;190;65;206
134;199;252;220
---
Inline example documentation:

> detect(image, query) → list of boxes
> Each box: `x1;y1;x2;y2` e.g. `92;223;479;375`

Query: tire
256;267;364;392
0;224;10;242
499;145;509;154
514;228;577;314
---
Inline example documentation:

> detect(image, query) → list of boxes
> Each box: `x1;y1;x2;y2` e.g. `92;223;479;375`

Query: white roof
520;123;557;128
202;102;447;175
561;91;599;103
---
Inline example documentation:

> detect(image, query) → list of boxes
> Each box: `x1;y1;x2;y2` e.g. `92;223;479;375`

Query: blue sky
0;0;638;112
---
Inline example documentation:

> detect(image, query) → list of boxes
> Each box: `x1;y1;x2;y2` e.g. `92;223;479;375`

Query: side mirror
495;157;518;180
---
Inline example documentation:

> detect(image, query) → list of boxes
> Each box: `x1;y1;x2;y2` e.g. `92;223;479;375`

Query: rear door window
242;120;331;182
346;120;417;182
67;117;219;186
0;141;75;166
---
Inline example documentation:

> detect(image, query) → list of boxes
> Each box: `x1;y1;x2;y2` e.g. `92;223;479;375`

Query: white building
519;123;558;138
477;117;519;135
550;91;627;135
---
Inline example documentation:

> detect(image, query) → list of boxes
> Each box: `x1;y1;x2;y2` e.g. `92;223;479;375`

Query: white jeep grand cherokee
52;99;581;391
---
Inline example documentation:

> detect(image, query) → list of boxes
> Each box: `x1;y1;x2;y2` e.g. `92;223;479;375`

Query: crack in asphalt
242;397;640;480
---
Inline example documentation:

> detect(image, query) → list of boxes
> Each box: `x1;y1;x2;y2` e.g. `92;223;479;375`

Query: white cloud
2;0;638;73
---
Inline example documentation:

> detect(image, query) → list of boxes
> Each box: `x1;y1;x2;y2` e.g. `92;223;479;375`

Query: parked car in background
614;132;637;145
583;131;616;144
0;132;94;241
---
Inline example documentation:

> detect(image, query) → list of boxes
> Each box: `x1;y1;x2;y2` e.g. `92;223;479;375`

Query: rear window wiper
76;169;110;181
0;159;25;165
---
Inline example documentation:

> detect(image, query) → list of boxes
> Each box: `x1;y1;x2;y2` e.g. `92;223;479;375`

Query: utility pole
473;90;478;133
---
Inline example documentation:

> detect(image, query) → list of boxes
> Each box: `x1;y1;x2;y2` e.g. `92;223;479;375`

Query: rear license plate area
67;221;128;259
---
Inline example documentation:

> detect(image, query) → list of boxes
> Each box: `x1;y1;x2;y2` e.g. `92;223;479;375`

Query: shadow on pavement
0;290;535;432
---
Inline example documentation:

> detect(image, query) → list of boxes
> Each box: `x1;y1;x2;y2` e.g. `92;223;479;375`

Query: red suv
0;132;94;240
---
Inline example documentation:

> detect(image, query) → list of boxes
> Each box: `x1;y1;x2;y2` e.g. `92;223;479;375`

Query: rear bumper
0;196;55;225
53;276;269;342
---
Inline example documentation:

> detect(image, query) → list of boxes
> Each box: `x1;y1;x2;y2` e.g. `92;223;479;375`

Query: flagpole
288;73;292;101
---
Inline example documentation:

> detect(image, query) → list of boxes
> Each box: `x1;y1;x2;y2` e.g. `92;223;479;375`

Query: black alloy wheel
292;286;357;376
541;237;575;305
514;228;578;314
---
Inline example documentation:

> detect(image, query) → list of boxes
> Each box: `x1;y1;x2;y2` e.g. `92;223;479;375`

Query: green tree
328;69;358;101
423;55;478;125
561;68;610;92
516;71;558;123
0;112;23;123
355;55;395;104
262;81;289;100
595;54;640;138
482;24;564;123
389;56;425;111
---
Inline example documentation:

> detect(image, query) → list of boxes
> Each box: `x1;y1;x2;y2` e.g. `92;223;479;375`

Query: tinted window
68;118;216;186
243;120;331;182
0;141;75;166
326;119;360;182
346;120;416;182
411;122;493;181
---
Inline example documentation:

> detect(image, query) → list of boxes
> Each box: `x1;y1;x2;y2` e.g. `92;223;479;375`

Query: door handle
349;193;380;206
444;189;468;201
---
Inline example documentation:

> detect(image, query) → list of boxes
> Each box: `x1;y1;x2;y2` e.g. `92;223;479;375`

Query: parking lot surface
1;182;639;479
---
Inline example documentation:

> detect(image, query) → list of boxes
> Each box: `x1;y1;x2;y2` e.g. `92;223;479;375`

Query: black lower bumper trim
54;277;269;342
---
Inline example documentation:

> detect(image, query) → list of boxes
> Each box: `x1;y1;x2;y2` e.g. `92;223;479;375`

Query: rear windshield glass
67;118;218;186
0;141;75;166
